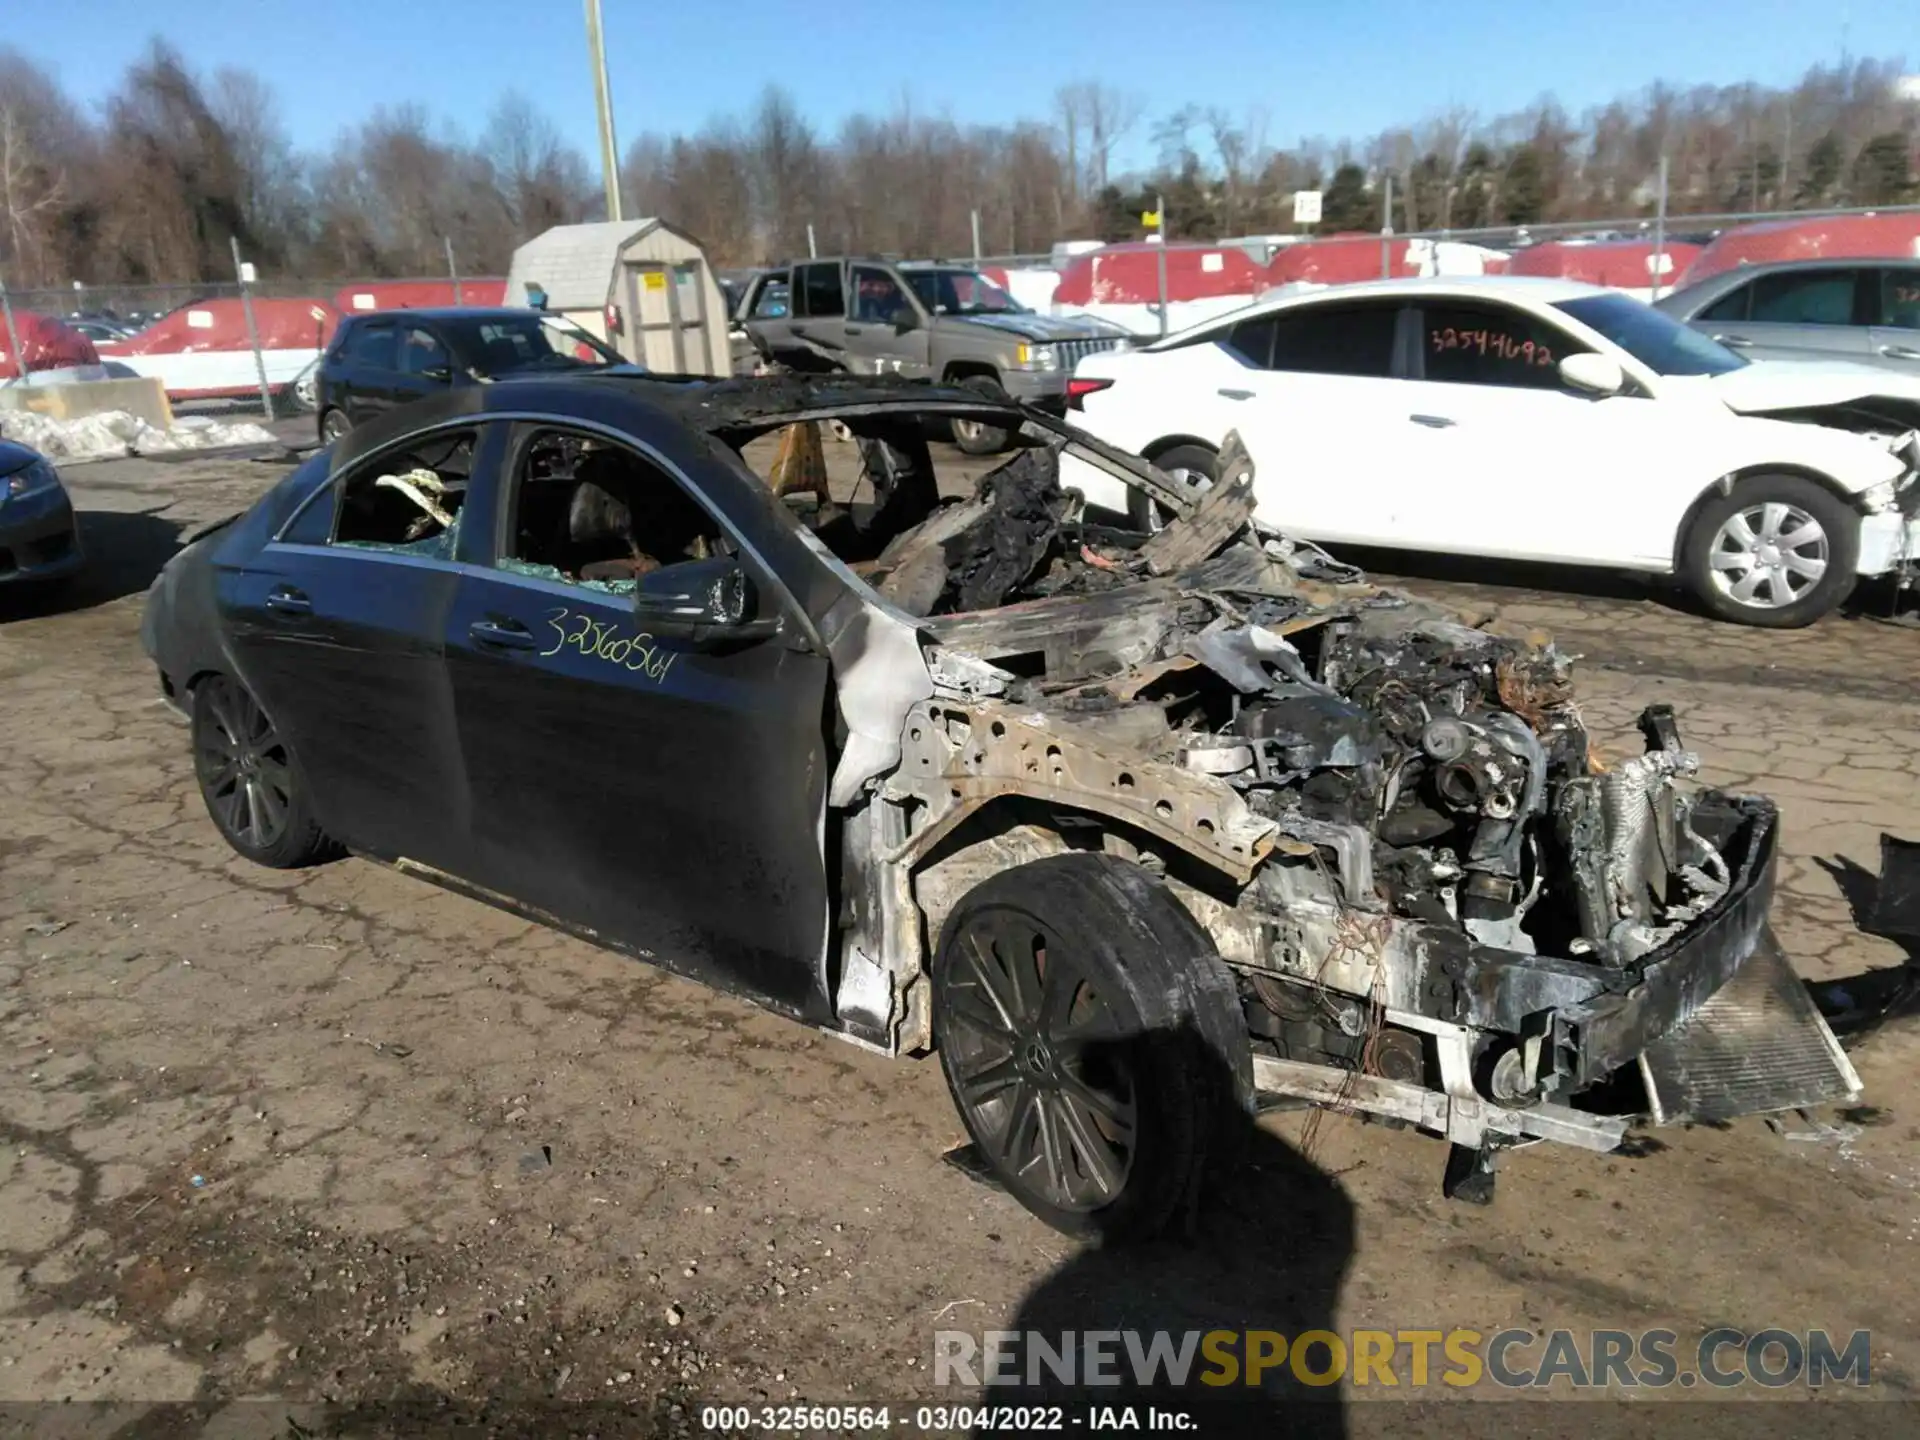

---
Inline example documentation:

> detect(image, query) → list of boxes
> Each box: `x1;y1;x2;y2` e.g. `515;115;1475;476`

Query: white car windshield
1553;293;1747;378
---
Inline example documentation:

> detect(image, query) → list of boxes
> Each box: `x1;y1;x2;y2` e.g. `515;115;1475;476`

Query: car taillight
1067;377;1114;411
605;303;623;335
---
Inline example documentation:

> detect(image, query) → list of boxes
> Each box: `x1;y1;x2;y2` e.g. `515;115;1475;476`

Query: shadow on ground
0;508;186;620
968;1028;1356;1437
1811;837;1920;1040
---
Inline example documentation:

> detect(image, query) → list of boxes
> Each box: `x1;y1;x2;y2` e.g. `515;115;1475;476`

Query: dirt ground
2;425;1919;1437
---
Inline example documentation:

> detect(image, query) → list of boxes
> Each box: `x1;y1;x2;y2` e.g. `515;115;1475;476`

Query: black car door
442;419;834;1019
219;419;502;872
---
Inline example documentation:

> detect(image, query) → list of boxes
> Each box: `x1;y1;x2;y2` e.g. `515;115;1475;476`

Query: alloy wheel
940;910;1138;1212
1707;501;1829;609
195;679;295;850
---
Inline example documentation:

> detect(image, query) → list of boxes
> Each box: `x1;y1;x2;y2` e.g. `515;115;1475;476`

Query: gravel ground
1;433;1917;1438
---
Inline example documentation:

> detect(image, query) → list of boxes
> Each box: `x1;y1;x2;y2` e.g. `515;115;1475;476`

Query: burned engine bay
763;409;1861;1155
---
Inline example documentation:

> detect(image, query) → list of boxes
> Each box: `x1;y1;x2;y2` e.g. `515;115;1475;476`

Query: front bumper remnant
1250;1054;1632;1153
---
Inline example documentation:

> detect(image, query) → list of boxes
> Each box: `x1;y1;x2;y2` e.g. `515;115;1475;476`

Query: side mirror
892;311;920;333
1559;352;1625;396
631;555;779;646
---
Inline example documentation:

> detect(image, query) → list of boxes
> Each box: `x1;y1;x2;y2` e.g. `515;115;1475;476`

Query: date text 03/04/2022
699;1404;1192;1432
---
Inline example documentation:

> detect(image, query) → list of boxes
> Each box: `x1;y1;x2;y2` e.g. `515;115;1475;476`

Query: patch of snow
0;408;276;462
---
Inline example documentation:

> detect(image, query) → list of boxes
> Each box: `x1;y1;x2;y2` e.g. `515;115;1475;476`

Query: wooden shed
502;219;730;375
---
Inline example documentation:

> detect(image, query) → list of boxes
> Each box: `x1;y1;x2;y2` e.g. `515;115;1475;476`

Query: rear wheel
191;674;333;868
931;853;1251;1243
1129;442;1219;533
1680;473;1858;627
949;375;1013;456
319;408;352;445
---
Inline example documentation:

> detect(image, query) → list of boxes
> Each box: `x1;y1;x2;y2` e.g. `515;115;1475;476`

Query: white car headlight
1013;343;1058;371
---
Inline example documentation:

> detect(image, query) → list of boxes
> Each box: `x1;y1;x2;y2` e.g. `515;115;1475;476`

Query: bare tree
482;91;592;244
0;59;73;284
1084;83;1144;195
1054;85;1086;206
209;68;307;267
97;41;253;281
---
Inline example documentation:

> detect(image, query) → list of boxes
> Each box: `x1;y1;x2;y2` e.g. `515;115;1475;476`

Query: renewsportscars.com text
934;1327;1873;1390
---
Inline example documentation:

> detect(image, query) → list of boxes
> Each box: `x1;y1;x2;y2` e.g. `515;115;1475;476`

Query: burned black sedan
141;374;1859;1240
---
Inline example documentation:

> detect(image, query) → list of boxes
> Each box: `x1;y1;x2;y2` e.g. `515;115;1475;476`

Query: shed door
625;260;712;373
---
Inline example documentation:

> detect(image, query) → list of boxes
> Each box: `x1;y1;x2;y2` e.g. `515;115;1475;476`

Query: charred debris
768;415;1730;983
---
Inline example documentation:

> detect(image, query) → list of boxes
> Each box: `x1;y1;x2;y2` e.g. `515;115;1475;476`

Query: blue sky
9;0;1905;173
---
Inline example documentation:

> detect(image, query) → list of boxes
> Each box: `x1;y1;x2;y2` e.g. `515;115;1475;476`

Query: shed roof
504;219;664;310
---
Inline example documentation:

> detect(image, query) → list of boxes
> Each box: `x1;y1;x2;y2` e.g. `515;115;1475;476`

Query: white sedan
1062;277;1920;626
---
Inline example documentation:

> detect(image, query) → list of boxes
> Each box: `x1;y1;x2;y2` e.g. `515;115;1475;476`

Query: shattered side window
331;428;477;557
498;427;728;592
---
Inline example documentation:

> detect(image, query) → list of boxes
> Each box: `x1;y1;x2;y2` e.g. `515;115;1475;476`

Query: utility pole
585;0;623;222
1153;192;1169;339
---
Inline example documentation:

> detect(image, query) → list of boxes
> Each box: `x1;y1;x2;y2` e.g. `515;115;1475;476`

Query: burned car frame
141;373;1860;1241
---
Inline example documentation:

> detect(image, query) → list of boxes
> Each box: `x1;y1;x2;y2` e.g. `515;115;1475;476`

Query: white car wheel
1706;501;1830;610
1681;474;1858;628
1130;444;1218;533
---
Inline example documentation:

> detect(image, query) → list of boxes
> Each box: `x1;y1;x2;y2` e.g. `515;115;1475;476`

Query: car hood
937;311;1130;343
0;439;43;476
1700;359;1920;416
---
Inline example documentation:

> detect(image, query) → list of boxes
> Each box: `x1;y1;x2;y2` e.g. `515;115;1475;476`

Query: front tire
931;853;1251;1244
949;375;1013;456
191;674;334;868
1680;474;1858;627
1129;442;1219;533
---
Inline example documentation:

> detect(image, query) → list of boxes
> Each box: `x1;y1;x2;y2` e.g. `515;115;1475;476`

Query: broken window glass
501;428;728;590
332;429;477;550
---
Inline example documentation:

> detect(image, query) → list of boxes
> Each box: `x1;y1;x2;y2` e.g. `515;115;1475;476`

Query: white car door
1213;298;1418;546
1384;298;1697;569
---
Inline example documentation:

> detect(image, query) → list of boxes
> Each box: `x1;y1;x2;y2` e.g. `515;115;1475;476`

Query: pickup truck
739;257;1132;452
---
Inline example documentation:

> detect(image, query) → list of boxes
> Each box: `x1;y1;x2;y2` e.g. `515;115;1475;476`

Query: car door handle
1879;344;1920;360
468;619;539;650
843;324;864;334
1216;387;1254;400
1711;334;1754;348
264;587;311;616
1409;413;1456;428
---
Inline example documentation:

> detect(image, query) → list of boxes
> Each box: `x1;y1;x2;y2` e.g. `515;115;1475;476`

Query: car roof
1148;274;1617;346
1285;275;1614;303
1665;255;1920;300
329;373;1011;467
1698;256;1920;276
342;307;537;326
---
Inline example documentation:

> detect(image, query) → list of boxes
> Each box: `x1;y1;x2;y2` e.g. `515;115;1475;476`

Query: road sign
1292;190;1323;226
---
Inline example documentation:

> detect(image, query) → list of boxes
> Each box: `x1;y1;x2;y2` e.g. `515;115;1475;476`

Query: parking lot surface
2;435;1918;1434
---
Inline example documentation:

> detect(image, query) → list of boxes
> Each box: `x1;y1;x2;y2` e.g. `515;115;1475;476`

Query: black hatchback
314;308;635;443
